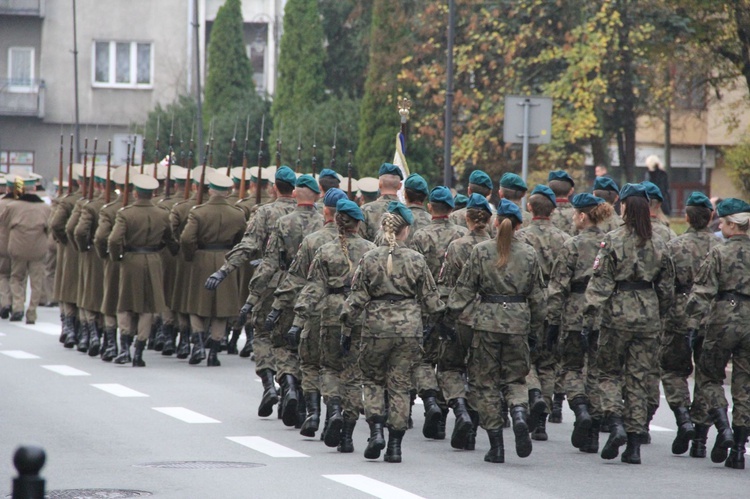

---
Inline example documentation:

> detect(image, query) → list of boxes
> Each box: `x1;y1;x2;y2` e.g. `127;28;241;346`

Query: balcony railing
0;79;45;118
0;0;44;16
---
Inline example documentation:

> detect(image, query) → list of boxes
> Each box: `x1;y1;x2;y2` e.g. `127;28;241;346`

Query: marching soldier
643;181;677;242
592;176;623;233
402;173;431;239
315;169;342;210
356;177;380;205
497;173;532;226
548;170;576;235
449;170;493;229
358;163;402;242
0;177;14;318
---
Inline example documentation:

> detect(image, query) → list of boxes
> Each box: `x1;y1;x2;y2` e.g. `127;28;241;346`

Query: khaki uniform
51;192;82;312
168;195;198;326
94;194;125;331
0;195;14;311
157;195;183;328
74;193;106;323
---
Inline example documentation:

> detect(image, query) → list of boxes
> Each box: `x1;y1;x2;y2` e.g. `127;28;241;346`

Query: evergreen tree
320;0;372;99
204;0;255;118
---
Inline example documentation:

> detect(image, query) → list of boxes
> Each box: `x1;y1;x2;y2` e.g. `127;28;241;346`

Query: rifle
197;141;209;205
207;118;215;169
88;138;98;200
226;118;238;175
295;129;302;174
140;135;146;174
165;113;174;199
105;140;112;204
153;116;161;179
185;122;194;200
238;114;250;200
311;129;317;177
330;124;337;171
123;141;132;208
275;120;282;169
67;133;74;195
347;149;353;197
58;133;64;196
81;137;89;199
256;114;265;206
130;135;137;176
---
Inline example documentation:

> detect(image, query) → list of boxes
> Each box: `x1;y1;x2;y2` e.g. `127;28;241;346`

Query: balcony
0;0;44;17
0;79;45;118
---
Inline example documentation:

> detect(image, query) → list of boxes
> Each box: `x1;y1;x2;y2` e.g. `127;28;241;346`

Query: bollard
11;445;45;499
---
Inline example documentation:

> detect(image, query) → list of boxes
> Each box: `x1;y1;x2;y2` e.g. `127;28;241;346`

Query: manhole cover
46;490;152;498
134;461;265;469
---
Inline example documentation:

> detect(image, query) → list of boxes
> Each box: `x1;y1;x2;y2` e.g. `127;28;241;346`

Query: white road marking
92;384;148;398
16;322;60;336
649;425;675;432
0;350;40;359
0;332;6;336
226;436;309;458
324;475;426;499
42;365;90;376
152;407;220;424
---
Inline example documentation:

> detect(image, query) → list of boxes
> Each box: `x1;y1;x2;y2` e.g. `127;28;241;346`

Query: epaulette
117;204;135;213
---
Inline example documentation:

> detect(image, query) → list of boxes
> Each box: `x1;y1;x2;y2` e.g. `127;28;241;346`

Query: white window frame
91;41;153;89
7;47;35;93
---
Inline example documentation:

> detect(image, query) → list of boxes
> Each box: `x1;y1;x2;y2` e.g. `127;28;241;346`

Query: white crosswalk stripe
92;383;149;398
42;365;90;376
649;425;676;432
0;350;40;359
15;322;60;336
324;474;425;499
226;436;309;457
153;407;220;423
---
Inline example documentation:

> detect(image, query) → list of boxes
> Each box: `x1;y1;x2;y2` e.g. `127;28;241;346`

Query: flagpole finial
398;98;412;124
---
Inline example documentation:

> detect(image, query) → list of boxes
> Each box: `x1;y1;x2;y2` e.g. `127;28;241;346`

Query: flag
393;131;410;203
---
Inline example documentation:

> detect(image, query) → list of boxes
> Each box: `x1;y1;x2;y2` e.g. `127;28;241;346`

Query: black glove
204;269;228;290
546;324;560;352
687;328;699;352
422;324;435;346
286;325;302;349
436;322;457;342
237;302;253;326
528;332;538;354
580;327;592;352
340;333;351;355
265;308;281;332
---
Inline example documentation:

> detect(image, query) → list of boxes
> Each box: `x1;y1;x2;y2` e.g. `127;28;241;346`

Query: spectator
644;155;671;216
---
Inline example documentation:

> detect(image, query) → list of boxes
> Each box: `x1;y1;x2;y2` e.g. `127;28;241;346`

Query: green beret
641;181;663;202
323;187;347;207
466;193;491;214
593;176;619;193
336;199;364;221
378;162;403;179
496;198;522;223
429;186;454;208
469;170;493;190
619;183;649;201
405;173;429;195
453;194;469;208
295;174;320;194
530;184;557;207
717;198;750;217
387;201;414;225
318;168;338;180
499;172;528;192
548;170;575;186
686;192;713;210
572;193;604;209
275;165;297;185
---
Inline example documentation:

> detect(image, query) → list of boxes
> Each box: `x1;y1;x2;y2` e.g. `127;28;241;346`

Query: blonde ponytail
495;217;516;268
335;212;357;272
381;212;407;276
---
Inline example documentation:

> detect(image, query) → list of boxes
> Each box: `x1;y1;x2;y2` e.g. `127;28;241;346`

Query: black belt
198;243;234;251
480;294;526;304
327;286;351;295
125;245;162;254
371;294;413;302
675;283;692;294
717;291;750;302
616;280;654;291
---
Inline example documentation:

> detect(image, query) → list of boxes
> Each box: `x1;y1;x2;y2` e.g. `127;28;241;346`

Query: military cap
357;177;379;194
192;167;214;185
112;165;130;185
405;173;429;195
619;183;649;201
132;174;159;192
336;199;365;221
275;165;296;186
466;193;492;214
572;193;604;209
264;166;278;182
249;167;269;183
387;200;414;225
295;173;320;194
593;176;619;193
717;198;750;217
469;170;493;190
29;172;43;183
72;163;85;179
207;172;234;191
497;198;523;223
530;184;557;207
548;170;575;186
170;165;187;181
14;175;36;187
324;187;348;207
378;162;403;179
641;181;663;201
454;194;469;209
318;168;339;180
499;172;528;192
94;166;108;182
341;177;358;193
144;164;168;180
428;186;454;208
686;192;713;210
230;166;252;182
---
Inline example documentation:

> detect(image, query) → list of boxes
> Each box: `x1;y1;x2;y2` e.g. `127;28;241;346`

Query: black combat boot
239;325;254;358
338;419;356;453
501;399;511;428
725;426;748;470
384;427;405;463
227;328;241;355
690;424;709;458
580;418;601;454
449;398;474;450
408;390;415;429
570;397;593;449
621;432;642;464
465;410;479;451
58;313;66;343
101;327;118;362
161;324;176;356
257;369;279;417
206;338;221;366
188;332;206;365
63;315;78;348
146;319;158;350
671;406;696;455
550;393;565;423
323;396;344;446
280;374;299;427
153;320;166;352
114;335;133;364
176;330;191;359
87;322;101;357
295;388;306;429
421;390;443;439
600;415;627;460
99;325;109;358
510;406;533;458
76;322;90;353
527;389;547;432
10;311;23;322
1;305;12;319
709;407;735;463
132;339;146;367
532;414;548;441
484;429;504;463
300;391;321;437
364;416;386;460
436;407;448;440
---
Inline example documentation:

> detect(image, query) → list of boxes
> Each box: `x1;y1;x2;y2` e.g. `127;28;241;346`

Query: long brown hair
579;202;613;226
495;215;520;268
623;196;652;246
466;208;491;232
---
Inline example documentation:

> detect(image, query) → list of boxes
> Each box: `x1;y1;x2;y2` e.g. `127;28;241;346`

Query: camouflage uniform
342;243;445;432
582;227;674;436
550;199;576;235
446;237;546;431
358;194;399;242
600;212;623;234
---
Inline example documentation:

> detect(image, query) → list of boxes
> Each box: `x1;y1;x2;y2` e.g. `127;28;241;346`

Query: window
92;41;152;88
8;47;34;91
